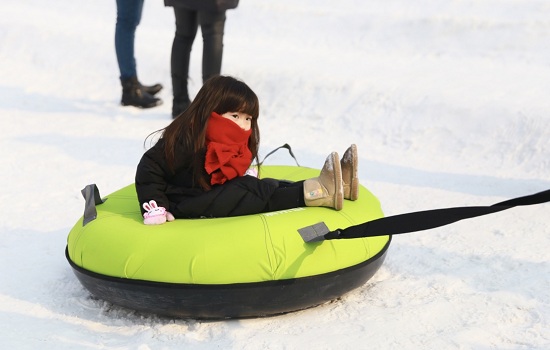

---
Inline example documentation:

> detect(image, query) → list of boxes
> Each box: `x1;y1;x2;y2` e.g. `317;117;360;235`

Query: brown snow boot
341;144;359;201
303;152;344;210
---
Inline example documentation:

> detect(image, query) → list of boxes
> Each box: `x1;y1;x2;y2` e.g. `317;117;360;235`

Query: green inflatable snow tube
66;165;390;318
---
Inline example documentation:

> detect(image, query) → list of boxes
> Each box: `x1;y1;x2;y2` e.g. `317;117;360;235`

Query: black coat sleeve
135;142;171;214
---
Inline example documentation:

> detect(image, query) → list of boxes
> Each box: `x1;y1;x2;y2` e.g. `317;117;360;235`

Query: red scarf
205;112;253;185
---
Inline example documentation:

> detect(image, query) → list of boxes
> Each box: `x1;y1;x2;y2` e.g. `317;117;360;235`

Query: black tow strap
298;188;550;242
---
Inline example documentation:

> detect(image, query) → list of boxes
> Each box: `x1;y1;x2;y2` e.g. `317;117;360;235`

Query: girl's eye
232;114;239;119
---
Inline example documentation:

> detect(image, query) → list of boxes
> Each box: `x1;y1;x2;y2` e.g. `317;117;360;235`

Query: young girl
135;75;359;225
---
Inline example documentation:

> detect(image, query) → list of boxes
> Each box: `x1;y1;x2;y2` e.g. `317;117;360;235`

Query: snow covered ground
1;0;549;348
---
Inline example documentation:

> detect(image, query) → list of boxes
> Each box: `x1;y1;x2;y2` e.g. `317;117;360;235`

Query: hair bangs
215;80;259;119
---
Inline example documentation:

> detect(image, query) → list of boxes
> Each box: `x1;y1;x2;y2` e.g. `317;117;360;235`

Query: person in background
115;0;163;109
164;0;239;118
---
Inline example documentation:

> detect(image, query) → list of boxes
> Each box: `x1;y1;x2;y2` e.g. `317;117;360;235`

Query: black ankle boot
121;77;162;108
139;82;163;96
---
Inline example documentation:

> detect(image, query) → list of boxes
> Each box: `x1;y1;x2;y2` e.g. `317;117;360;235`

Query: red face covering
205;112;253;185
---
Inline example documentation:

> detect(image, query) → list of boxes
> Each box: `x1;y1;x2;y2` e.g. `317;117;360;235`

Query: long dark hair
154;75;260;190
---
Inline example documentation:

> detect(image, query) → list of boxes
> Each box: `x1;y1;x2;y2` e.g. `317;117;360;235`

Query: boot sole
349;178;359;201
348;144;359;201
342;144;359;201
331;152;344;211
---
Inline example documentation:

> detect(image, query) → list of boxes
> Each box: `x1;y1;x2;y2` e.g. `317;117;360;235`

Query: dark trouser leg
116;0;160;108
171;8;198;117
265;181;305;211
170;177;304;218
198;11;226;82
115;0;144;80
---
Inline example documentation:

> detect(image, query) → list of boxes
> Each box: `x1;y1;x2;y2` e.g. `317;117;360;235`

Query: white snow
1;0;549;348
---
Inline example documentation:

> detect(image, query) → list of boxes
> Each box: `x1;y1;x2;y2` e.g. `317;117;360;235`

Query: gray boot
304;152;344;210
341;144;359;201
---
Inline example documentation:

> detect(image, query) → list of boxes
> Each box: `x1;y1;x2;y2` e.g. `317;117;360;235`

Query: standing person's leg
198;11;226;83
115;0;161;108
115;0;143;81
171;7;199;118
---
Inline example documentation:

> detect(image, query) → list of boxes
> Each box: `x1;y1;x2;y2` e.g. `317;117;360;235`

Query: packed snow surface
1;0;549;348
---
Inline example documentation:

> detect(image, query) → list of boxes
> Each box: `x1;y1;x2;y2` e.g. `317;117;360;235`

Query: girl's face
221;111;253;131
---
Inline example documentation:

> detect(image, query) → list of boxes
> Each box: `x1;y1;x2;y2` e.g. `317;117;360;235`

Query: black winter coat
164;0;239;11
135;139;283;218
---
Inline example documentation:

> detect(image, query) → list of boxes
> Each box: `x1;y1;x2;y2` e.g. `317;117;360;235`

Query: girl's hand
142;200;175;225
